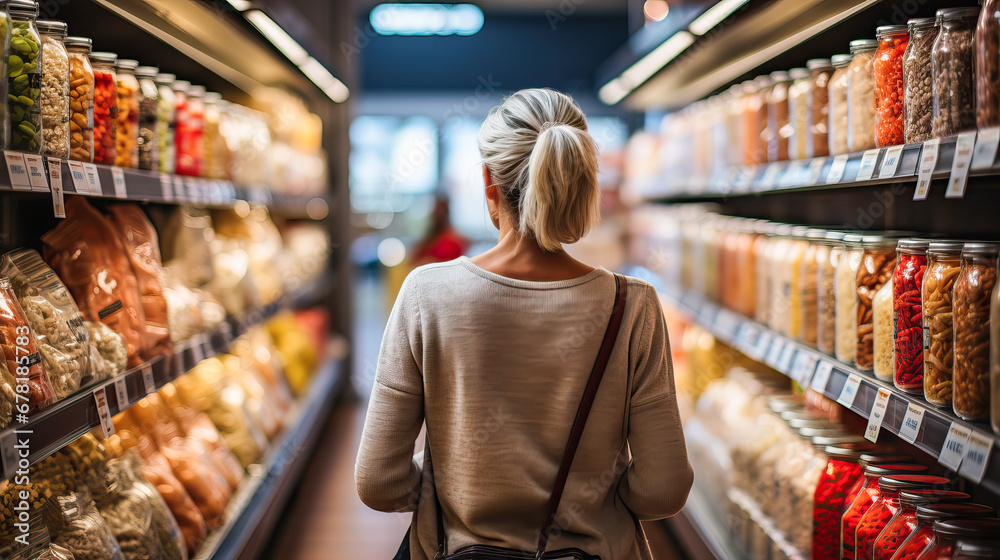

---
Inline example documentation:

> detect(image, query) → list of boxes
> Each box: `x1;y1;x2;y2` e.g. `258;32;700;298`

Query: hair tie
539;121;560;132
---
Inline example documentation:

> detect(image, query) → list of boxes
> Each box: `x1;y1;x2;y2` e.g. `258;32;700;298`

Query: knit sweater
355;257;693;559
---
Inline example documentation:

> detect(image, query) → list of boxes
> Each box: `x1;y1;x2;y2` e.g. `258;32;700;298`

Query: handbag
396;273;628;560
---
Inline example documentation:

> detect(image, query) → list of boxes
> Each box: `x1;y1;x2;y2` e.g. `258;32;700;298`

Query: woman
356;88;692;559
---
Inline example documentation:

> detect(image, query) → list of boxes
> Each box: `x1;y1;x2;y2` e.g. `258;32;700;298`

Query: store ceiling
353;0;627;14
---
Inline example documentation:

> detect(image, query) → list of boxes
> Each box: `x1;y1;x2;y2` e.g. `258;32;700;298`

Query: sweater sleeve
617;285;694;520
355;273;426;513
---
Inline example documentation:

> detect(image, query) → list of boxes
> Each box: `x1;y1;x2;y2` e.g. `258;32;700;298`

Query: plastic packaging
874;25;908;147
766;71;791;162
931;7;979;138
952;243;998;421
37;20;68;159
922;242;964;407
856;236;896;370
121;452;188;560
893;240;928;393
154;73;175;175
96;452;171;560
903;18;938;143
0;276;56;413
48;491;126;560
976;0;1000;129
114;59;139;169
86;320;126;378
65;36;94;162
135;66;158;171
7;1;42;153
873;280;894;381
847;39;878;152
828;54;853;156
89;51;117;164
836;235;863;363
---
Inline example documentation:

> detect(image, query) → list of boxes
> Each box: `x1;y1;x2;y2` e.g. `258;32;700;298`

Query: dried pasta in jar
923;242;964;407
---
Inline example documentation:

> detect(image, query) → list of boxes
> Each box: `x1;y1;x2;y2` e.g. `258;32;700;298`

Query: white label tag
82;163;101;195
971;127;1000;170
759;164;781;189
766;338;786;367
22;154;48;191
837;374;862;407
808;158;827;185
946;132;976;198
777;344;796;373
856;149;882;181
141;364;155;395
4;151;30;190
898;402;926;443
959;431;994;484
914;138;940;200
865;388;892;442
878;145;905;178
779;160;807;188
939;422;973;471
113;376;129;411
811;360;834;393
67;161;89;193
792;353;818;386
827;155;849;183
714;309;740;338
111;167;127;198
93;387;115;439
160;173;174;201
751;330;772;361
47;157;64;218
0;431;17;480
173;176;186;201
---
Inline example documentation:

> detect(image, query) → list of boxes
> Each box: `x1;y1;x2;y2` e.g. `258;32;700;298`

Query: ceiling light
599;31;695;105
370;3;484;36
643;0;670;22
245;10;309;65
688;0;749;36
299;57;350;103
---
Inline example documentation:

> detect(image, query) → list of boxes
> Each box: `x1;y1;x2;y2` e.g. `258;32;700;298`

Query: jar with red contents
176;83;204;176
89;51;117;164
894;239;929;393
874;25;908;147
857;475;953;560
813;445;870;560
954;539;1000;559
842;463;929;560
872;489;970;560
917;519;1000;559
892;503;997;559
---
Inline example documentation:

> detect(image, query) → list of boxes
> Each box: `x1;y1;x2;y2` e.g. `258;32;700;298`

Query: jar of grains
154;73;175;174
892;503;998;560
952;242;998;421
893;239;929;393
931;7;979;138
64;36;93;162
871;490;970;560
976;0;1000;128
828;53;853;156
788;67;811;160
903;18;938;143
37;20;68;159
769;225;794;334
800;228;827;346
836;234;864;364
817;230;846;355
873;25;908;147
114;58;139;168
856;236;897;371
767;71;792;162
743;75;770;165
806;58;834;158
202;91;224;179
88;51;117;164
923;241;965;407
847;39;878;153
8;1;43;154
992;272;1000;435
874;280;894;382
135;65;158;171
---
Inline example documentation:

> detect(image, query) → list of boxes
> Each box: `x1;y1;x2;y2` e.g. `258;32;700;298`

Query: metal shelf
661;286;1000;496
727;488;807;560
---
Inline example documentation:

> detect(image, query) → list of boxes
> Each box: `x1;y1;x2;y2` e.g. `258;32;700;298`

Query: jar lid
805;228;828;240
927;241;966;255
88;51;118;64
8;0;38;17
790;225;812;238
812;434;867;446
35;20;66;36
916;503;996;524
899;490;970;508
850;39;879;53
64;36;92;50
823;444;874;461
807;58;833;70
908;17;936;28
955;539;1000;557
779;409;826;421
860;452;911;464
115;59;138;71
135;66;158;78
203;92;222;103
831;53;854;67
154;73;175;84
843;232;865;245
862;234;898;247
936;7;981;22
878;474;952;490
961;242;999;257
933;518;1000;538
864;463;928;477
187;85;206;96
897;238;931;252
825;230;847;242
876;24;908;37
787;417;834;430
789;67;810;80
767;395;804;413
173;80;191;91
753;74;773;88
769;70;790;82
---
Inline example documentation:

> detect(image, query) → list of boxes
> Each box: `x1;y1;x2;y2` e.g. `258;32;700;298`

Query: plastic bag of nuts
923;241;964;407
855;236;897;370
952;243;998;421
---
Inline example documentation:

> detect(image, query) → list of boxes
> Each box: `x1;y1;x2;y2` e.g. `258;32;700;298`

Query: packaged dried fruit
48;490;126;560
0;276;56;412
893;239;929;393
931;8;979;138
90;51;118;164
86;320;126;378
873;25;908;147
952;242;998;421
923;241;964;407
856;236;896;370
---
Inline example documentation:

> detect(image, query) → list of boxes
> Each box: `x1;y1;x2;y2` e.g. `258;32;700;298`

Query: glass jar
954;539;1000;559
801;229;827;346
841;463;929;560
176;83;204;176
0;3;10;151
993;273;1000;435
701;217;721;302
736;220;758;318
8;1;42;153
753;221;774;324
37;20;67;158
767;70;792;162
923;242;965;407
894;504;998;560
818;231;846;355
202;91;225;179
847;39;878;153
857;236;898;370
836;234;864;363
952;243;998;421
135;65;158;171
65;36;93;162
874;280;895;381
874;25;908;147
788;67;811;160
113;58;139;168
894;239;929;393
856;475;952;560
812;445;866;560
807;58;834;158
903;18;939;143
872;490;970;560
154;72;175;174
787;228;811;339
89;51;117;164
769;225;794;334
743;75;770;165
977;0;1000;129
919;519;1000;559
931;7;979;138
829;53;853;156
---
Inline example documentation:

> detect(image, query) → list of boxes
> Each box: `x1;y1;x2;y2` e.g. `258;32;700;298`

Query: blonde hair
478;88;601;252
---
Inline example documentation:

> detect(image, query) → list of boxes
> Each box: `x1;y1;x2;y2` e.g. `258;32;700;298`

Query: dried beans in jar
923;241;964;407
893;239;928;393
874;25;907;147
856;236;897;371
931;7;979;138
952;242;998;421
903;18;938;143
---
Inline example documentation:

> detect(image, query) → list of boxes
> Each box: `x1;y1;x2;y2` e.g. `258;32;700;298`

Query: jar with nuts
856;236;897;371
991;270;1000;435
154;72;175;174
923;241;965;407
952;243;998;421
931;7;979;138
65;36;94;162
114;58;139;168
37;20;68;159
8;0;43;154
806;58;834;158
135;65;158;171
976;0;1000;129
89;51;117;164
847;39;878;153
902;17;938;143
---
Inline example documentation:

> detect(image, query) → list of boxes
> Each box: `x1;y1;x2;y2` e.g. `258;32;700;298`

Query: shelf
727;488;806;560
658;284;1000;496
0;298;288;480
668;487;744;560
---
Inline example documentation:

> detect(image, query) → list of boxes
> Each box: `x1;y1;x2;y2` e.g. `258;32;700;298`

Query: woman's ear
483;165;501;230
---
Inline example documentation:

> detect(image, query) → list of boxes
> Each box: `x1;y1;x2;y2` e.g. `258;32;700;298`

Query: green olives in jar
7;0;42;154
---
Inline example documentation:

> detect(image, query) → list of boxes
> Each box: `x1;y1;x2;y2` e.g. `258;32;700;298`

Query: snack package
267;312;317;396
96;453;169;560
0;509;76;560
1;250;94;398
85;322;127;379
158;384;243;490
212;207;288;304
42;197;147;368
47;491;125;560
107;205;173;359
159;268;223;343
0;358;16;429
157;207;216;289
0;277;57;412
121;452;188;560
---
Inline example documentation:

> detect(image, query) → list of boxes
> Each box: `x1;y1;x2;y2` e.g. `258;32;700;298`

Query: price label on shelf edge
914;138;940;200
159;173;173;201
67;161;88;194
938;421;973;471
766;338;785;367
837;374;862;407
971;127;1000;171
93;387;115;439
111;167;127;198
827;155;849;183
855;149;882;182
113;376;129;411
22;154;48;191
82;163;101;195
4;151;30;190
811;360;835;394
865;388;892;443
47;158;64;219
878;145;905;179
807;157;827;185
959;431;994;484
898;402;926;444
945;131;976;198
752;330;773;361
777;343;796;373
141;364;155;395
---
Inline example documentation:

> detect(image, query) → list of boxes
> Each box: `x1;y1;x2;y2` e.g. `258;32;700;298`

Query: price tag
751;330;773;361
141;364;156;395
22;154;48;191
82;163;101;195
856;149;882;181
759;163;782;189
792;353;818;386
779;160;807;188
93;387;115;439
945;131;976;198
160;173;174;201
715;309;740;339
914;138;940;200
939;422;973;471
173;176;186;201
898;402;926;443
0;430;17;480
766;338;786;368
47;158;64;218
4;151;30;190
811;360;834;393
878;145;905;178
971;127;1000;170
837;374;862;407
865;388;892;442
807;157;827;185
111;167;127;198
777;343;796;373
959;431;994;484
113;376;129;411
827;155;849;183
67;161;89;193
186;177;202;202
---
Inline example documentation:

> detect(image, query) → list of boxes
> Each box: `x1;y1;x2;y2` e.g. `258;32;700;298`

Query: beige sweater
356;258;693;559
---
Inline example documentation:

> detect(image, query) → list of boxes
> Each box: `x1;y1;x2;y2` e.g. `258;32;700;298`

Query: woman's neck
469;221;595;282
